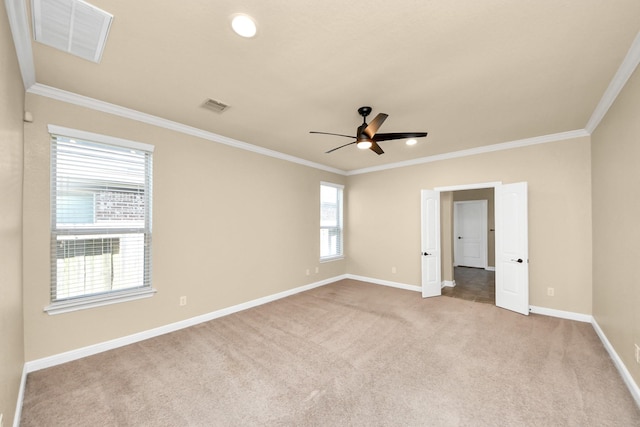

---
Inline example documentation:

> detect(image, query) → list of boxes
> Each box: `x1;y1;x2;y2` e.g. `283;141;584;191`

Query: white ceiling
11;0;640;172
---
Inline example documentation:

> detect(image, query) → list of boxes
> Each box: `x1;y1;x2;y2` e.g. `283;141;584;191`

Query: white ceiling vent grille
201;98;230;113
32;0;113;63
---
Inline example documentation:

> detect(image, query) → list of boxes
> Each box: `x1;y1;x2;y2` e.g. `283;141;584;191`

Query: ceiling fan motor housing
358;106;372;118
357;106;373;143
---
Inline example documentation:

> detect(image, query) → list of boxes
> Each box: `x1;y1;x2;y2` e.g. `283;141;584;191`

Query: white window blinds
320;182;343;260
50;128;153;305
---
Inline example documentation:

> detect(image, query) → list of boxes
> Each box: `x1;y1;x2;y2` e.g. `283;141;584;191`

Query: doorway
442;266;495;304
449;190;494;303
421;182;529;315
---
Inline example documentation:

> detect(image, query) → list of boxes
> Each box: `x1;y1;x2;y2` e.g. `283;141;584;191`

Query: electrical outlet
635;344;640;364
547;287;554;297
391;266;397;274
179;296;187;306
306;269;310;276
315;267;319;274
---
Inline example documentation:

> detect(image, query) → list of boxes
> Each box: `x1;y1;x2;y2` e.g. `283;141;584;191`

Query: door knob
510;258;523;263
457;236;462;239
422;252;431;256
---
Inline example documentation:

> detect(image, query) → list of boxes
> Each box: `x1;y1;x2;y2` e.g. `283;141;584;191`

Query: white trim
485;266;495;272
347;130;590;176
345;274;422;293
435;182;502;192
442;280;456;288
318;255;344;263
585;31;640;133
25;275;346;372
48;124;155;152
27;82;592;178
528;305;592;323
320;181;344;190
28;84;347;176
24;84;592;179
319;256;344;263
45;287;157;315
592;318;640;409
13;365;27;427
4;0;36;89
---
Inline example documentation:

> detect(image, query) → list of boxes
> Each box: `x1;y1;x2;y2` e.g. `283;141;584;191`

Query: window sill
320;256;344;263
44;287;157;315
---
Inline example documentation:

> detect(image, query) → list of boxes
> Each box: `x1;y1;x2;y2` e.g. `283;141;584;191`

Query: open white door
495;182;529;315
421;190;441;298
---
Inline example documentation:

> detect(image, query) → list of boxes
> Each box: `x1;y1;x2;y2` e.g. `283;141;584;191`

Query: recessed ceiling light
406;139;418;146
231;14;257;38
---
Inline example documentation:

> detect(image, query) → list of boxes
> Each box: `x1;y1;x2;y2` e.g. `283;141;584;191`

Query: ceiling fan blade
372;132;428;142
326;141;357;153
363;113;388;138
310;131;355;139
369;141;384;155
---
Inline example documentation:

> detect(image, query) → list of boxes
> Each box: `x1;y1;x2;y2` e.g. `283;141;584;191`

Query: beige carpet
21;280;640;426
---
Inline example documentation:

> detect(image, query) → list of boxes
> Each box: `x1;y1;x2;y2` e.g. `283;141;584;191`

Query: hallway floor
442;266;495;304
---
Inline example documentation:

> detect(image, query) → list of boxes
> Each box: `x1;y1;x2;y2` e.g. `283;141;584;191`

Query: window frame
320;181;344;262
45;125;156;315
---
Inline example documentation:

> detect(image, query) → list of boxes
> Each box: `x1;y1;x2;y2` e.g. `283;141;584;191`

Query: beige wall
346;136;593;314
22;94;346;361
0;3;25;425
591;64;640;386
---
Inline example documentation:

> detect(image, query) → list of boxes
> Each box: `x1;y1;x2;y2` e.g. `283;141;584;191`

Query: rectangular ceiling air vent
201;98;230;113
32;0;113;63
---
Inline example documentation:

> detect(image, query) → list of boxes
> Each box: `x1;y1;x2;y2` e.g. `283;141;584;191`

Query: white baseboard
345;274;422;293
24;275;347;373
528;305;592;323
441;280;456;288
592;318;640;409
19;276;639;417
12;366;27;427
485;266;495;271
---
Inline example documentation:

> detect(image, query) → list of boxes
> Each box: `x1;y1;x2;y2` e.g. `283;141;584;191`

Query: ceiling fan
310;106;428;155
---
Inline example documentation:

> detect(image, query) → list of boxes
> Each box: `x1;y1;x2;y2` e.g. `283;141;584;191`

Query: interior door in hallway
453;200;487;269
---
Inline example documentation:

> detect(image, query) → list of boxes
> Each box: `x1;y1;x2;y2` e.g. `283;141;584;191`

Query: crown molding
5;0;36;89
586;30;640;133
27;82;591;178
27;83;347;175
347;129;590;176
10;0;634;177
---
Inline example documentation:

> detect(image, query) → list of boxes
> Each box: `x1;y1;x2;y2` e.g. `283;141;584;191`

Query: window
47;125;154;314
320;182;343;261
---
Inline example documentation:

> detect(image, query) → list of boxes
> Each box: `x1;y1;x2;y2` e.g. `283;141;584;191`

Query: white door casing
453;200;488;269
495;182;529;315
421;190;441;298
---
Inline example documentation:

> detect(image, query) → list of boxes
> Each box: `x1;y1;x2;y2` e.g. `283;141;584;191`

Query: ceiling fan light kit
310;106;428;155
